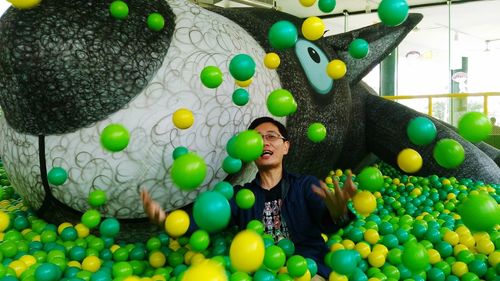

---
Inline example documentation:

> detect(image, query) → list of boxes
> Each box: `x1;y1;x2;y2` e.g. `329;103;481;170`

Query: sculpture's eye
294;39;333;95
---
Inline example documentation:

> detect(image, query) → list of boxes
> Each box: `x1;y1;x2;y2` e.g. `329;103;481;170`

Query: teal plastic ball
35;263;62;281
47;167;67;186
172;146;189;160
193;191;231;233
267;89;297;117
232;88;250;106
349;38;369;59
213;181;234;200
377;0;409;26
407;116;437;145
458;112;493;143
433;139;465;169
233;130;264;162
171;152;207;191
357;167;384;192
329;250;358;276
226;135;238;158
229;54;256;81
222;155;242;174
269;21;298;50
200;66;223;88
99;218;120;238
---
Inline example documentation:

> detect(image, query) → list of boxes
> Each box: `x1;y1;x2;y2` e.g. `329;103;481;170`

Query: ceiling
1;0;499;54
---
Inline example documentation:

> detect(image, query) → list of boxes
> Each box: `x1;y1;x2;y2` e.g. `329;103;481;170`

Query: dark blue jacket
229;170;354;278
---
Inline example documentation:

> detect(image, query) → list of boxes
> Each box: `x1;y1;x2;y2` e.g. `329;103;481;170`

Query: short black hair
248;117;289;140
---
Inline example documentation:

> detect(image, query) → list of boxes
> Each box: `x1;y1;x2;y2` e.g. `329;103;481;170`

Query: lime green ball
200;66;223;88
307;123;327;143
433;139;465;169
112;261;133;278
458;192;499;232
377;0;409;26
47;167;67;186
147;13;165;32
171;152;207;191
109;1;129;20
189;230;210;251
234;130;264;163
81;209;101;229
88;189;107;207
357;166;384;192
247;220;264;235
269;21;298;50
267;89;297;117
458;112;493;143
402;242;429;272
286;255;308;277
100;124;130;152
235;188;255;209
264;245;286;271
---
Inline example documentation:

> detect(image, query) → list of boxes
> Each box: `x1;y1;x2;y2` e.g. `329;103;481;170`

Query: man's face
253;122;290;170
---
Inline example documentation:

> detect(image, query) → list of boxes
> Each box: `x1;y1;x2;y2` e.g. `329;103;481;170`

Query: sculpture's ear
324;13;423;85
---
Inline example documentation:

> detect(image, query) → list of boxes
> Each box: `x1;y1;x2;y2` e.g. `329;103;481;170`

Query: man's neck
258;166;283;190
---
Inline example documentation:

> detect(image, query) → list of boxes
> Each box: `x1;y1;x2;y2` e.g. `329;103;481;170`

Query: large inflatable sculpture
0;0;498;226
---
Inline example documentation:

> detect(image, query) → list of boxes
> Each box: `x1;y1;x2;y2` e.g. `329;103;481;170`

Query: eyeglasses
261;132;286;142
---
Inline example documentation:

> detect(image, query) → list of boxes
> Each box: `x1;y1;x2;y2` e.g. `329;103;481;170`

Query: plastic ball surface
230;230;265;273
458;112;493;143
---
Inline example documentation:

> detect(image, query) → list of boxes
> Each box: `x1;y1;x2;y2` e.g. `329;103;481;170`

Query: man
142;117;356;280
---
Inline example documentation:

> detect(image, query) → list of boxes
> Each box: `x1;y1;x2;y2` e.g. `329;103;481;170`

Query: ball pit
0;160;498;280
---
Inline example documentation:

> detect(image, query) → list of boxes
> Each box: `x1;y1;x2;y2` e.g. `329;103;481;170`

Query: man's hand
312;170;357;221
141;188;166;226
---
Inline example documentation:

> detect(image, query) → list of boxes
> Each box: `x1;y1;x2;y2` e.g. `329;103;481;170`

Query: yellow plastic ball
341;239;355;250
326;60;347;80
75;223;90;238
184;250;196;265
451;261;468;277
7;0;41;9
488;251;500;267
453;244;469;256
459;235;475;248
0;211;10;232
110;245;120;253
330;243;345;252
355;242;371;259
190;253;205;265
321;233;328;242
364;229;380;245
397;148;423;173
151;274;167;281
299;0;316;7
367;251;386;268
123;277;141;281
476;239;494;255
301;16;325;41
58;222;73;234
235;78;252;87
164;210;190;237
443;231;459;246
353;191;377;217
19;255;37;267
472;232;490;242
8;260;27;277
67;261;82;268
229;230;265;273
295;269;311;281
172;108;194;129
149;251;166;268
372;244;388;257
329;271;348;281
82;256;101;272
264;53;281;69
324;177;333;184
428;249;441;264
182;259;226;281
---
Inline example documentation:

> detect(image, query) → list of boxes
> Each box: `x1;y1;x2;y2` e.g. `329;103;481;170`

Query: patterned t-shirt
262;181;289;242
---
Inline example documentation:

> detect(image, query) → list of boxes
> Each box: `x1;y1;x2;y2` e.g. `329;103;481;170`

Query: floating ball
433;139;465;169
213;181;234;200
235;188;256;209
318;0;336;13
348;38;369;59
326;59;347;79
147;13;165;32
402;242;430;272
269;21;298;50
407;116;437;145
357;167;384;192
299;0;316;7
7;0;41;9
88;189;107;207
232;88;250;106
81;209;101;229
229;54;256;82
165;210;190;237
301;17;325;41
200;66;223;88
230;230;265;273
172;146;189;160
100;124;130;152
236;78;252;87
172;108;194;129
233;130;264;163
99;218;120;238
47;167;68;186
193;191;231;233
378;0;409;26
353;191;377;217
171;152;207;191
264;53;281;69
264;245;286;270
397;148;423;173
307;122;327;143
182;259;226;281
458;192;499;232
0;211;10;232
109;1;129;20
222;155;242;174
267;89;297;117
458;112;493;143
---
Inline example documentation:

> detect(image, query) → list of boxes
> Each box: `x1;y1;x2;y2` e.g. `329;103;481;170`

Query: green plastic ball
99;218;120;238
401;242;430;272
377;0;409;27
348;38;369;59
268;21;298;50
307;123;327;143
235;188;255;209
232;88;250;106
147;13;165;32
229;54;256;81
277;239;295;258
458;192;499;232
407;116;437;145
189;230;210;251
172;146;189;160
200;66;223;88
357;166;384;192
100;124;130;152
433;139;465;169
266;89;297;117
193;191;231;233
213;181;234;200
171;152;207;191
81;209;101;229
458;112;493;143
88;189;107;207
329;250;359;276
318;0;336;13
47;167;67;186
286;255;308;277
109;1;129;20
222;155;243;174
247;220;264;235
35;263;62;281
263;245;286;271
233;130;264;163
